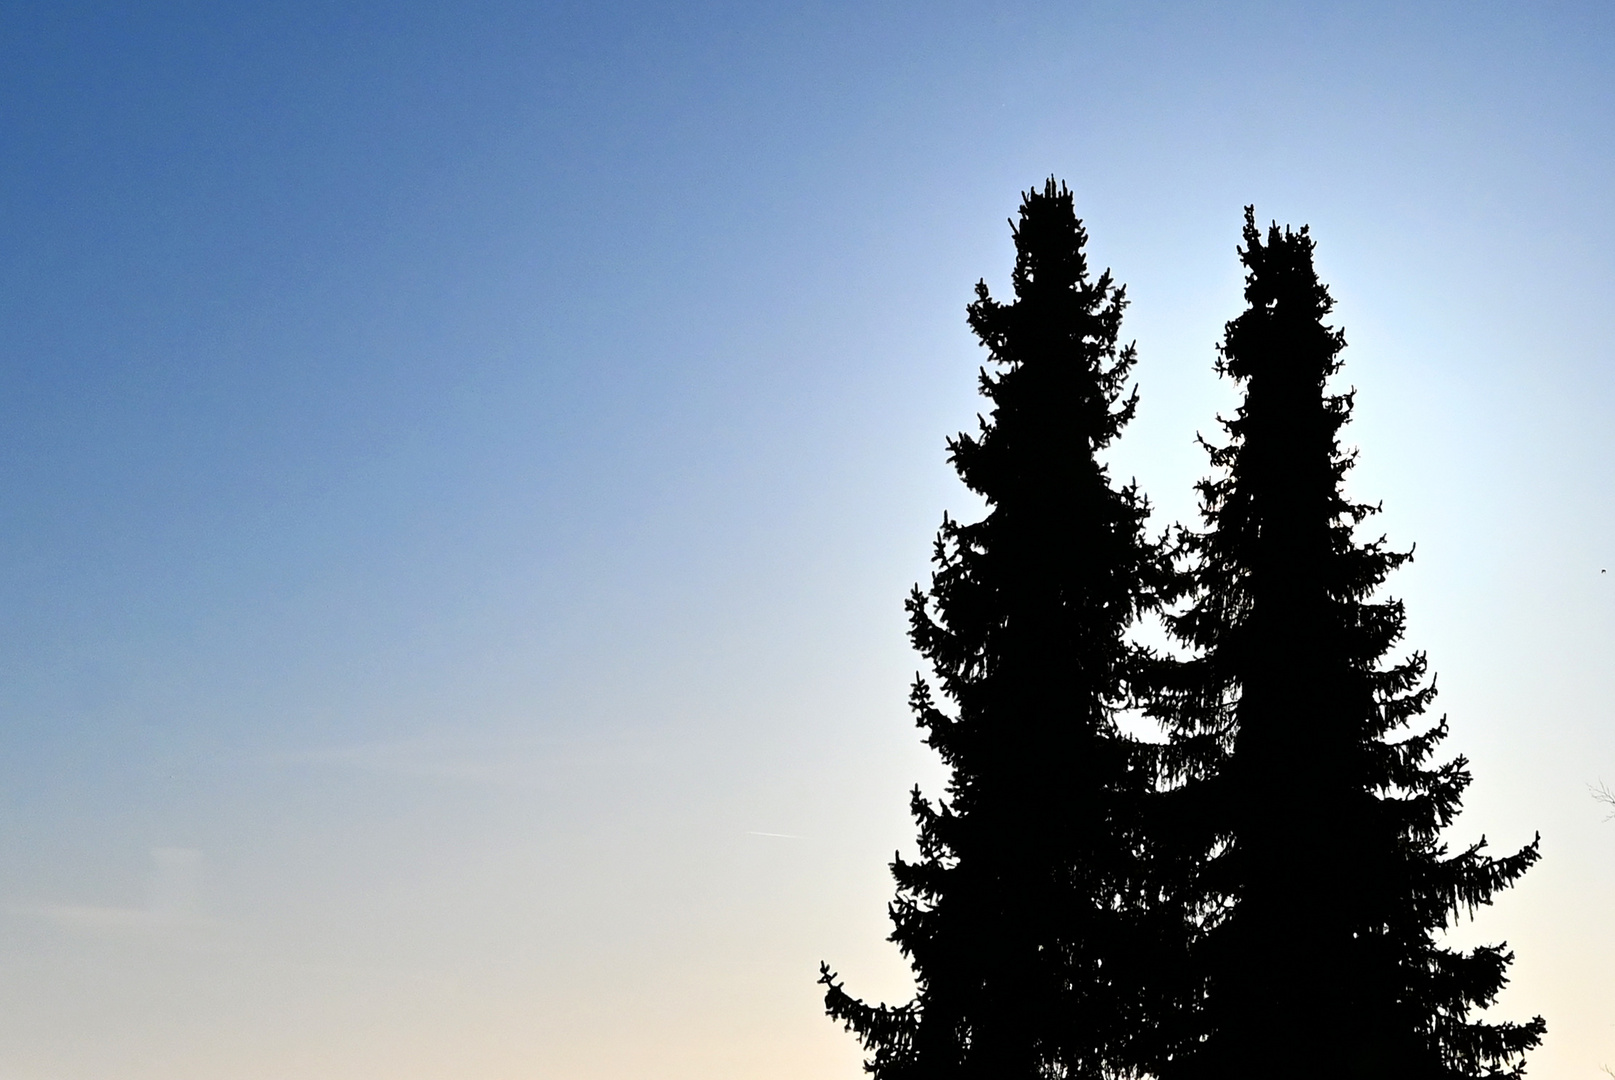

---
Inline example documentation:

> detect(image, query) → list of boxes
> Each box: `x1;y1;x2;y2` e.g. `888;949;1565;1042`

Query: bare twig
1593;781;1615;821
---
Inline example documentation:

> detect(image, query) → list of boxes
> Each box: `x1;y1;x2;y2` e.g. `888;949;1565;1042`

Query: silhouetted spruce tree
1152;209;1544;1080
820;181;1178;1080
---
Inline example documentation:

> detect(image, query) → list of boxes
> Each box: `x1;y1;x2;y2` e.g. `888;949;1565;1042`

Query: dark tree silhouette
820;180;1178;1080
1151;209;1544;1080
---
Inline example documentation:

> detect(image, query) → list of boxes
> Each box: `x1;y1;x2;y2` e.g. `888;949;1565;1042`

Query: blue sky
1;3;1613;1077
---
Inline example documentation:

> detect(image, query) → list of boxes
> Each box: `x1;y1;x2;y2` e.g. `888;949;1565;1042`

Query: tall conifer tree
820;181;1174;1080
1153;209;1544;1079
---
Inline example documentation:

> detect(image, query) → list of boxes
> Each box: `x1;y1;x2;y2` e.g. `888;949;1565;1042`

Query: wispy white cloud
14;847;213;936
286;741;511;782
275;733;647;786
146;846;202;917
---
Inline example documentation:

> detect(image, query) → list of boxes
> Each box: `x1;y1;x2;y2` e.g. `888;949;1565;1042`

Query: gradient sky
1;3;1613;1077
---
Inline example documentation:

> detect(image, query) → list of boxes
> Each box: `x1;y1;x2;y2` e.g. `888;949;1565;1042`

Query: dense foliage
823;192;1542;1080
820;180;1175;1080
1152;209;1543;1080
